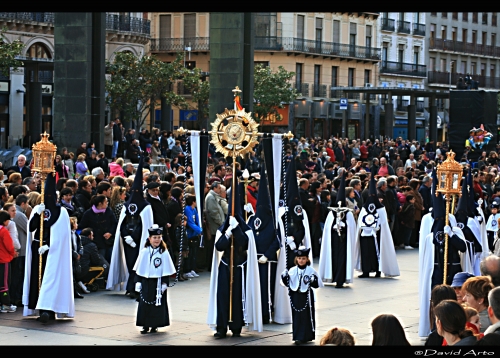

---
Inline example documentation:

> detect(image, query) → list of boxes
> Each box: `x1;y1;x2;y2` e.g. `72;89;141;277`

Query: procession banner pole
38;176;45;293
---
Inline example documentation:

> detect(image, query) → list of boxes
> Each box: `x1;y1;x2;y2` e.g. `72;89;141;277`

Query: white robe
134;246;175;278
273;206;312;324
354;207;400;276
23;206;74;318
417;214;469;337
106;205;154;291
318;211;356;284
206;229;263;332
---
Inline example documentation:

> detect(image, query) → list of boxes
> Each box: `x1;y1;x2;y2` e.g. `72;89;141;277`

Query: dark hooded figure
318;169;357;288
207;183;262;338
23;173;73;323
107;156;154;297
247;162;280;323
279;158;310;270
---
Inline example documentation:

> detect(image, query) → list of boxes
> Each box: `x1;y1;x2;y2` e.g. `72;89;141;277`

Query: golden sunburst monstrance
210;108;259;159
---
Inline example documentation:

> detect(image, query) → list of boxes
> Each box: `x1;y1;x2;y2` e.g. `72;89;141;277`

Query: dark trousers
0;262;12;305
184;238;199;272
9;256;24;303
400;225;413;246
104;144;113;159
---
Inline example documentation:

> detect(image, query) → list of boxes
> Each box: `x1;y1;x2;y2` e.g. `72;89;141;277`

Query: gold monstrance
435;150;462;285
31;132;57;292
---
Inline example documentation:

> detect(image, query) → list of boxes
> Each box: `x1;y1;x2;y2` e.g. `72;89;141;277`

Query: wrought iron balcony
429;38;500;57
413;23;425;36
381;18;395;31
0;12;54;23
255;36;282;51
105;14;150;36
380;61;427;77
427;70;500;89
397;20;411;34
416;101;425;112
150;37;209;52
396;99;409;111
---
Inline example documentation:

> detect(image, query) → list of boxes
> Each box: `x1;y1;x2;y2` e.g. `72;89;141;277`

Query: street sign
340;98;348;110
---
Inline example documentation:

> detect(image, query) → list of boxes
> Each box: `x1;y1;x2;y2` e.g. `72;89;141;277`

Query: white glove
229;216;238;229
476;216;483;223
161;283;167;293
36;203;46;215
124;236;136;248
286;236;296;250
258;255;268;264
135;282;142;292
444;225;453;237
38;245;49;255
244;203;255;214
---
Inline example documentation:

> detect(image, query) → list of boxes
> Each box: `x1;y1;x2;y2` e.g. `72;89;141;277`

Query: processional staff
178;86;293;322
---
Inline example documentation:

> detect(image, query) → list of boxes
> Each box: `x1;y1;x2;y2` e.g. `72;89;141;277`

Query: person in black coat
166;187;183;249
75;180;92;212
78;195;117;264
7;155;31;180
75;228;108;285
96;153;109;176
146;182;173;251
419;176;433;216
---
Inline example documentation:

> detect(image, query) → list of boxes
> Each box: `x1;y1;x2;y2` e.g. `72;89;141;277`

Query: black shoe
39;312;50;324
130;292;138;299
358;273;369;278
214;332;227;339
375;271;381;278
150;327;158;333
74;291;84;299
335;283;345;288
232;332;241;337
141;327;150;334
294;340;304;345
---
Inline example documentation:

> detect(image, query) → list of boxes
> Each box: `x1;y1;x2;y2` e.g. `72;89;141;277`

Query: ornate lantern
435;150;463;285
31;132;57;176
31;132;57;292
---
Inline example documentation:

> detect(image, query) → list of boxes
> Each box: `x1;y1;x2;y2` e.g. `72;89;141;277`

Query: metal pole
38;176;46;293
443;196;450;285
229;151;236;322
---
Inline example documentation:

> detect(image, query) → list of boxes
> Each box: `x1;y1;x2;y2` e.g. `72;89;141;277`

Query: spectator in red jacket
0;210;18;312
360;141;368;160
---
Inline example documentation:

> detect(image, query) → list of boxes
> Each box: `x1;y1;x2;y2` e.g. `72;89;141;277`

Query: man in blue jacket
185;194;202;279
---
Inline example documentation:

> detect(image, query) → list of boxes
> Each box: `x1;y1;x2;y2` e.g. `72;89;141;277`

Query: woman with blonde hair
320;327;355;346
110;186;127;220
75;154;89;177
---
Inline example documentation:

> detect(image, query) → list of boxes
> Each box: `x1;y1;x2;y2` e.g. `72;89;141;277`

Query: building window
27;43;51;59
471;62;476;75
429;57;436;71
382;43;388;64
315;17;323;51
332;20;340;43
452;27;457;41
472;12;478;23
442;12;447;18
254;61;269;68
430;12;437;16
331;66;338;87
185;61;196;70
348;68;355;87
159;14;171;38
314;65;321;96
297;14;305;38
481;63;486;76
462;29;468;42
349;22;357;46
295;63;303;91
413;47;419;65
482;32;488;45
493;13;497;27
441;25;447;40
463;12;468;21
472;31;477;44
364;69;371;85
492;33;496;47
430;24;436;40
398;44;405;63
440;59;446;72
490;65;496;79
366;25;372;48
452;12;458;20
414;13;420;24
184;13;196;38
460;61;466;74
482;12;488;25
399;12;405;21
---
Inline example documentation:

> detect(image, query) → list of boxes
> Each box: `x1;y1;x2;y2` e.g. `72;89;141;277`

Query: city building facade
0;12;150;149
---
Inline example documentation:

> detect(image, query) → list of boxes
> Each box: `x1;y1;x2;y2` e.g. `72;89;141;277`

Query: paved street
0;248;424;346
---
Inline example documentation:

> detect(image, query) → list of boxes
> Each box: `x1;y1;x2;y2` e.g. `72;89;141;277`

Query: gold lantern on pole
31;132;57;292
435;150;462;285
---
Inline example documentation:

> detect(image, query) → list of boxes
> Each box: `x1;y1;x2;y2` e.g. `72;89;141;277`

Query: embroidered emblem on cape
493;221;497;227
254;217;262;230
435;231;444;243
457;222;465;229
279;199;285;208
128;204;138;216
294;205;303;216
303;275;311;284
43;209;51;221
368;203;376;213
154;258;162;268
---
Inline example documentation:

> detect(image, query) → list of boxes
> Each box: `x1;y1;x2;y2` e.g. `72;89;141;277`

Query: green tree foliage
0;28;24;77
253;64;298;122
105;52;209;129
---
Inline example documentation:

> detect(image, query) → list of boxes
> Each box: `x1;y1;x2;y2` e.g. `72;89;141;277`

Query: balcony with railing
413;23;425;36
416;101;425;112
429;38;500;57
380;61;427;77
0;12;54;23
330;90;360;100
397;20;411;34
150;37;209;52
105;14;150;36
427;70;500;89
381;18;395;32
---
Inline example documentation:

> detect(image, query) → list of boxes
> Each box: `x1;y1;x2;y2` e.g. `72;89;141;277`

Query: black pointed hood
285;157;304;221
467;167;477;217
220;181;250;233
44;172;61;226
363;174;383;211
455;174;469;225
431;175;447;234
125;156;149;215
253;161;274;228
335;169;347;208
